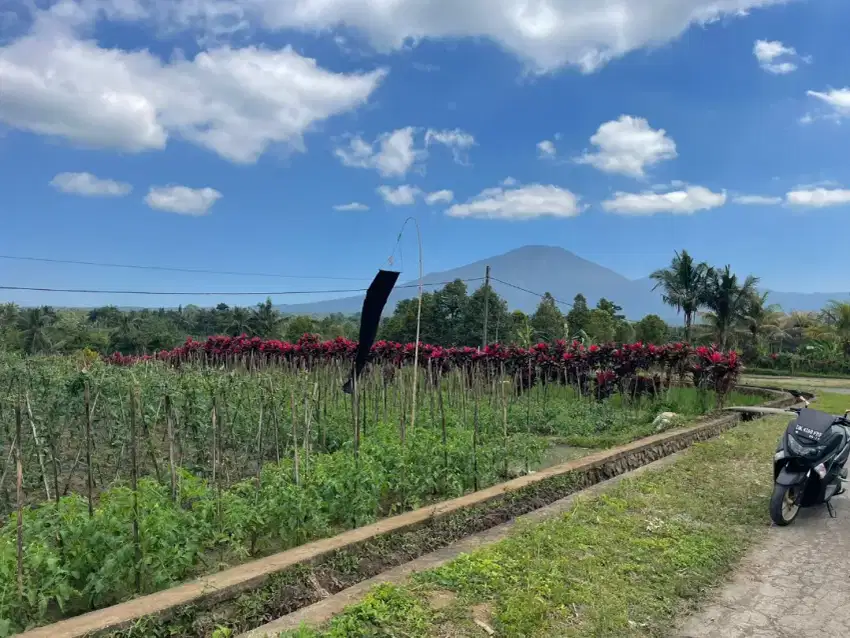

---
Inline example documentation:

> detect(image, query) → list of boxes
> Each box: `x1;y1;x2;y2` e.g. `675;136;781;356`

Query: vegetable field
0;336;754;635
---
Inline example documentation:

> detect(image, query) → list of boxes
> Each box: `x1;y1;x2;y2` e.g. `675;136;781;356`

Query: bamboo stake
291;388;300;486
129;390;141;594
438;373;448;482
24;392;51;501
84;381;94;518
255;399;264;481
15;403;24;600
165;395;177;502
472;390;479;492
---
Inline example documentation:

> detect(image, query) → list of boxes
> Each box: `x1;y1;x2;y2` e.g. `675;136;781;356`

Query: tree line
0;282;671;356
2;248;848;361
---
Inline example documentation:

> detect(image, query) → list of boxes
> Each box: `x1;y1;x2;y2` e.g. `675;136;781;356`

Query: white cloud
377;184;421;206
425;128;475;164
537;139;556;159
333;202;369;211
786;188;850;208
501;176;518;187
335;127;424;177
0;9;386;163
807;88;850;119
753;39;800;74
145;185;222;215
446;184;582;220
576;115;677;178
602;185;726;215
143;0;786;74
425;189;454;205
732;194;782;205
50;171;132;197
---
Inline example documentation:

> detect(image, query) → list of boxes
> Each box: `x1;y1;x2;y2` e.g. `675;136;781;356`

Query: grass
743;369;850;382
809;391;850;415
285;413;789;638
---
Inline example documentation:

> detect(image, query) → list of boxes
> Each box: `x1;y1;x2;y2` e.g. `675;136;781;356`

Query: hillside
278;245;847;321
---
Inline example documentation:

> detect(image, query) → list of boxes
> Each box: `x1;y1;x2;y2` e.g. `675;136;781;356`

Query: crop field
0;336;757;634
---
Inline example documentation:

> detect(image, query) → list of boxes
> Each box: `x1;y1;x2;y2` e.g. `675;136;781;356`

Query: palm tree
19;306;56;354
650;250;710;342
700;265;760;350
818;300;850;356
741;291;784;353
251;298;281;338
228;307;253;336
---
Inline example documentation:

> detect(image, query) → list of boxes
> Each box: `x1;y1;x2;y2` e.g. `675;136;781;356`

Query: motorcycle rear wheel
769;483;800;526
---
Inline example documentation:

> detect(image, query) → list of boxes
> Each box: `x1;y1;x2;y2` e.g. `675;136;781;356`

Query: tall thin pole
482;265;491;348
406;217;424;432
15;403;24;600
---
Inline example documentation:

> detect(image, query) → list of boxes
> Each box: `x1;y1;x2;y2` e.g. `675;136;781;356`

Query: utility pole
482;265;491;349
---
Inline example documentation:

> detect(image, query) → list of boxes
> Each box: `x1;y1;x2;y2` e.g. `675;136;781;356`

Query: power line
0;254;376;282
0;278;485;297
490;277;573;308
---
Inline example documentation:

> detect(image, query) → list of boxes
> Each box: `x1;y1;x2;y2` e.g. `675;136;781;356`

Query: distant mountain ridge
277;245;848;322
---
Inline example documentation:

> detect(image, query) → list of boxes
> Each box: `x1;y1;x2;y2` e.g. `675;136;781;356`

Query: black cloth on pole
343;269;400;394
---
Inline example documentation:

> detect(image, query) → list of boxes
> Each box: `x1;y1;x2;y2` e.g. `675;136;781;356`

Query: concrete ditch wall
18;389;794;638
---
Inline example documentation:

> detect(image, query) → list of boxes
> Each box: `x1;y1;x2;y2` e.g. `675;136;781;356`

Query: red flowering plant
692;346;743;406
103;335;742;403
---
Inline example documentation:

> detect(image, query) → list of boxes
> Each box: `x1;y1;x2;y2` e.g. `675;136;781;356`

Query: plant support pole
15;403;24;599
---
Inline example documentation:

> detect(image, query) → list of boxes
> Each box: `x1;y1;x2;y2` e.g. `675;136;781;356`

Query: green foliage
634;314;669;345
0;350;747;633
312;415;789;637
566;294;590;336
530;293;564;342
650;249;710;342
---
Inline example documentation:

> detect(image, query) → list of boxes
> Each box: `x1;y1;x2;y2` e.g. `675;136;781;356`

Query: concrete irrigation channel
18;388;798;638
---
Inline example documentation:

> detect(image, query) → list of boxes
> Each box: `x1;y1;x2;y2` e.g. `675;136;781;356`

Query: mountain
277;245;849;322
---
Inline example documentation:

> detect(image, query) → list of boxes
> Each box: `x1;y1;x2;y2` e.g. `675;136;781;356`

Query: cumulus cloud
145;185;222;215
425;128;476;164
135;0;786;74
537;140;556;159
335;127;425;177
732;194;782;205
753;40;802;74
602;185;726;215
807;88;850;119
786;188;850;208
50;171;132;197
425;189;454;205
446;184;582;220
576;116;677;178
333;202;369;211
0;7;385;163
377;184;421;206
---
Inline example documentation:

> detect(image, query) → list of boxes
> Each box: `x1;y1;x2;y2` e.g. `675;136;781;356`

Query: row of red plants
104;335;742;401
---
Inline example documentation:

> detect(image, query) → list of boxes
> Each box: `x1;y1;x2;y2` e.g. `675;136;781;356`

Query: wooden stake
24;392;51;501
129;390;141;594
165;395;177;502
84;381;94;518
291;388;300;486
15;403;24;600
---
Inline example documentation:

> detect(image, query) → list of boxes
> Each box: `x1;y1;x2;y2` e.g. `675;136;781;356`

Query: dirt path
677;486;850;638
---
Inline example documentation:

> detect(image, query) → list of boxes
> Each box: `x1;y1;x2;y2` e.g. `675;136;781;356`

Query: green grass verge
810;392;850;415
744;368;850;380
284;414;788;638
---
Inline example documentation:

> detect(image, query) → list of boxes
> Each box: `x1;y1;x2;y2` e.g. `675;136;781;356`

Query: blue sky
2;0;850;309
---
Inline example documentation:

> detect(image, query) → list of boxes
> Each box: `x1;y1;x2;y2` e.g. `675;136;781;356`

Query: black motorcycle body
771;407;850;525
